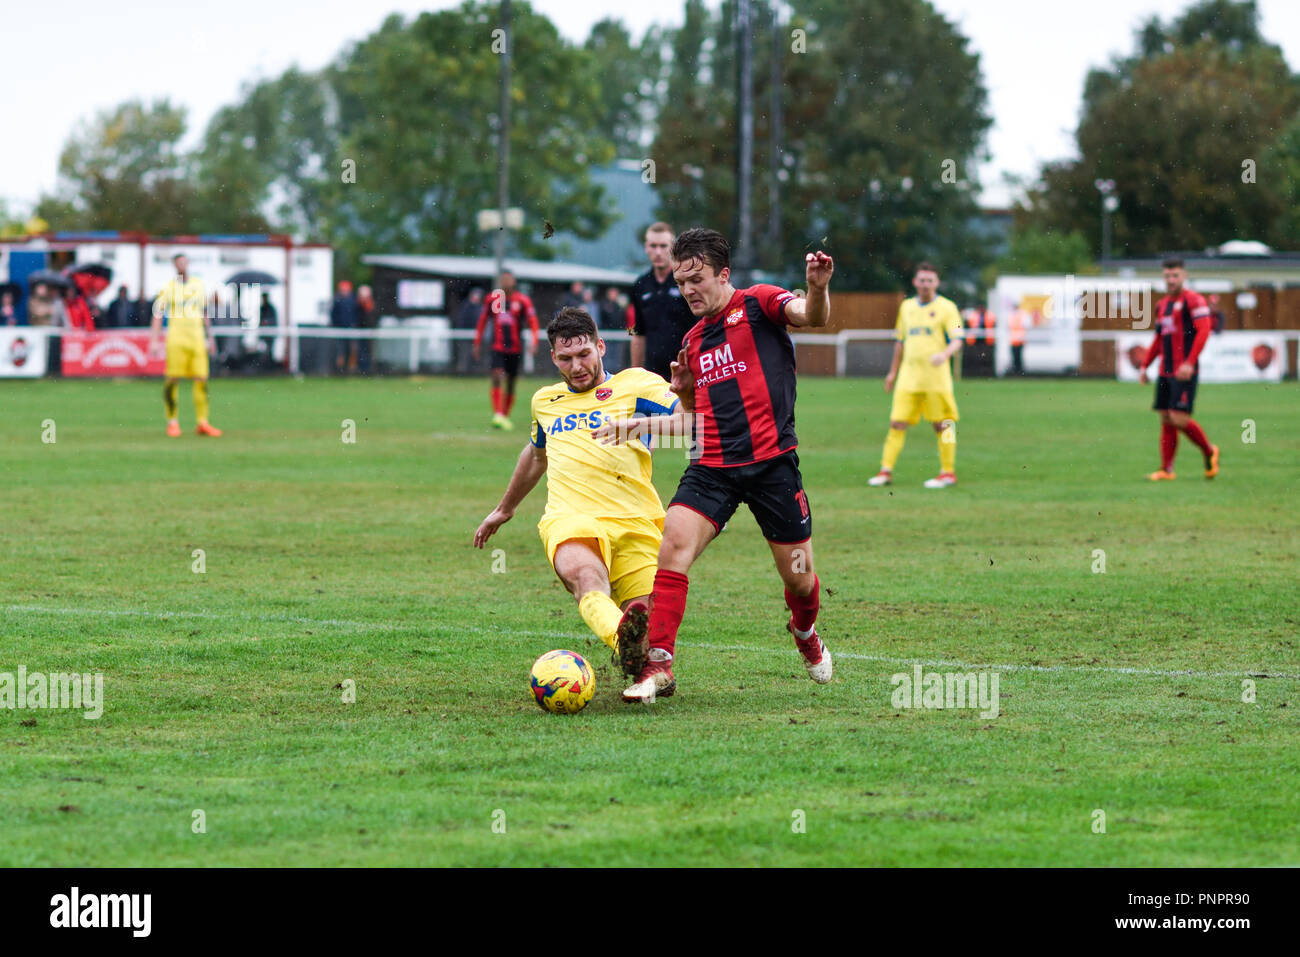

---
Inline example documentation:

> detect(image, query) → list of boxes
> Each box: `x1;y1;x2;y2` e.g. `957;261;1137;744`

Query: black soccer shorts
490;350;522;376
669;450;812;544
1154;374;1197;413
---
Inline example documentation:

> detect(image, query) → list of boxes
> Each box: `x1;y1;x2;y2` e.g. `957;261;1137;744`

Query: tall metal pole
768;1;783;269
735;0;754;283
495;0;512;280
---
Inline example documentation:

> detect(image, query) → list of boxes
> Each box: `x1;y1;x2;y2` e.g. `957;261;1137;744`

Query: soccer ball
529;650;595;714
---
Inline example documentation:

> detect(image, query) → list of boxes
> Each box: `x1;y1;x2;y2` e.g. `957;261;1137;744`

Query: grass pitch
1;374;1296;866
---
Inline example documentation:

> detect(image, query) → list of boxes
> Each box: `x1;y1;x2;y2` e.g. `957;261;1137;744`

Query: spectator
27;283;56;327
1;290;19;327
330;280;359;373
599;286;626;330
356;284;376;375
64;287;94;331
1008;306;1027;375
258;291;278;362
133;292;154;327
455;288;485;373
559;281;585;311
104;286;132;328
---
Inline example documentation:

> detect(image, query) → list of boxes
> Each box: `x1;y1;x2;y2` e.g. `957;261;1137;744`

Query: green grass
1;374;1297;866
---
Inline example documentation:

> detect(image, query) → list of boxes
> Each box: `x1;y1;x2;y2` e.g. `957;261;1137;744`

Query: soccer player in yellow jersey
473;308;684;677
869;262;963;488
149;253;221;438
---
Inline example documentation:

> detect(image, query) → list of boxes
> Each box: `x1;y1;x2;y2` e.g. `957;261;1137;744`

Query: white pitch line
5;604;1296;681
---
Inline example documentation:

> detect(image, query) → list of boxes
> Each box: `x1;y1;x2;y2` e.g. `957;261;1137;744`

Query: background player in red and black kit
473;269;539;430
618;227;835;703
628;222;697;380
1137;257;1220;481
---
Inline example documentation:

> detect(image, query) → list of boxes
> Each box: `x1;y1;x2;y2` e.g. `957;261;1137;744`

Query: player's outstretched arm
592;411;696;447
785;251;834;328
473;443;547;548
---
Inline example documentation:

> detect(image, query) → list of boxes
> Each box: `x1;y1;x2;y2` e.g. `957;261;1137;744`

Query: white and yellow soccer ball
529;650;595;714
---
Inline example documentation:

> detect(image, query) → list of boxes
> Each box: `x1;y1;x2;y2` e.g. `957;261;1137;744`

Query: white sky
2;0;1297;213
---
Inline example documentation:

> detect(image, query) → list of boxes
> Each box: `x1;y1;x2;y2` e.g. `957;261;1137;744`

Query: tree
37;100;200;233
324;3;618;270
584;18;665;158
1025;0;1300;257
993;227;1096;276
651;0;992;291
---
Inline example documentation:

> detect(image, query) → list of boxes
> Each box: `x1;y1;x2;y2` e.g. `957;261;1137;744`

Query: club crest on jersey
595;387;612;400
725;308;745;326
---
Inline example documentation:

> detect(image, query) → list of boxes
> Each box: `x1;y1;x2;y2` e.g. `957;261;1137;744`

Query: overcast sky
3;0;1298;214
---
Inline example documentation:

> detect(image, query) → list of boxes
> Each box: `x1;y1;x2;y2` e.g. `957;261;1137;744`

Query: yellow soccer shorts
890;388;959;426
165;340;210;379
538;513;663;607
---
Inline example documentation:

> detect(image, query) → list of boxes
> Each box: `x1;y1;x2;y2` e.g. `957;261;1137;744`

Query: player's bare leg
769;538;832;683
870;419;909;485
163;376;181;437
623;505;715;703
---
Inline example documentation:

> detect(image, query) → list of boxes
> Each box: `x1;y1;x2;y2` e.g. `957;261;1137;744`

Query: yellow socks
194;380;210;423
578;590;622;650
882;427;906;471
163;381;179;419
938;424;956;473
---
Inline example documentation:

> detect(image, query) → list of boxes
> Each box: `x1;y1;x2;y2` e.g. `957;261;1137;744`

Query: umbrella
226;270;279;286
25;269;72;290
69;263;113;282
70;271;112;298
0;282;23;304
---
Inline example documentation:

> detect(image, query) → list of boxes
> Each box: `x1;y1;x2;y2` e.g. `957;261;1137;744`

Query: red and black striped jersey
475;290;539;354
1144;289;1212;375
683;284;800;468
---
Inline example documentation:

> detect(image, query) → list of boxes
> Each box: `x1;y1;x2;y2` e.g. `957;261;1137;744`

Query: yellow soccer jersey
154;276;208;347
530;368;679;521
894;294;963;393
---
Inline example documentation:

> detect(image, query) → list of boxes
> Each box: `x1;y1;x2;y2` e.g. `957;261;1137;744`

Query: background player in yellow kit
149;253;221;438
473;307;684;677
869;262;963;488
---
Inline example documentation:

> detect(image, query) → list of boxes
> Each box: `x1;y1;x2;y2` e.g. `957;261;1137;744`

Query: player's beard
565;360;603;392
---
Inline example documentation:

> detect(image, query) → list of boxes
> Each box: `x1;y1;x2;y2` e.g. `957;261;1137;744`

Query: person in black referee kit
629;222;697;380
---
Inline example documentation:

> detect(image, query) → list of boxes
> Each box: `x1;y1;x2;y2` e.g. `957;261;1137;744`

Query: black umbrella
26;269;72;290
0;282;22;304
226;270;279;286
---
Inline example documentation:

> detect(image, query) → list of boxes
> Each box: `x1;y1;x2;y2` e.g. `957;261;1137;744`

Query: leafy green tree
37;99;199;233
1026;0;1300;256
994;227;1096;276
325;3;617;269
652;0;992;291
584;18;665;157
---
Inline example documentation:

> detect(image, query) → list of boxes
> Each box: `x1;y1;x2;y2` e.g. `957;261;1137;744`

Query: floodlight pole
495;0;512;282
735;0;754;285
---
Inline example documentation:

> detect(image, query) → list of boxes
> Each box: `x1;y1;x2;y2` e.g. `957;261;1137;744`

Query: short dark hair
548;307;599;349
172;252;186;263
1162;257;1185;270
671;228;730;274
914;261;939;277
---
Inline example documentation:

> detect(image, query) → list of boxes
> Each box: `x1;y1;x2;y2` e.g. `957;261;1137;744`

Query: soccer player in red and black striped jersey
1136;258;1220;481
473;270;539;430
615;227;835;703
